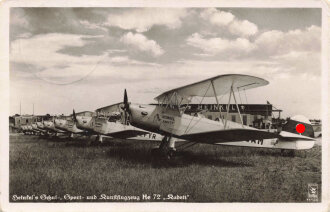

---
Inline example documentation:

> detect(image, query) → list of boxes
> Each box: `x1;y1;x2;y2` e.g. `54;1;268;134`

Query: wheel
166;149;176;161
94;136;102;145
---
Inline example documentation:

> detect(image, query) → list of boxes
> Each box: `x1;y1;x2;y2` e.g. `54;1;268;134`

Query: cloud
120;32;164;57
229;20;258;37
186;33;256;55
79;20;107;32
200;8;234;26
10;32;164;84
104;8;188;32
270;51;321;76
10;33;105;68
200;8;258;37
10;33;111;84
187;25;321;74
109;56;161;67
10;8;110;41
255;25;321;56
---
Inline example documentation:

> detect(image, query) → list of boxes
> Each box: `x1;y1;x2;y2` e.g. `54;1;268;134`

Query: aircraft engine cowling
282;115;314;138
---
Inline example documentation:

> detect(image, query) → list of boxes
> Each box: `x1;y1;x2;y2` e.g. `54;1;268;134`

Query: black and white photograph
1;0;328;211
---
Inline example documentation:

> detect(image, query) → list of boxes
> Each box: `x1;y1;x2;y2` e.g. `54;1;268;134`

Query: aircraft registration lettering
246;139;263;145
140;133;157;139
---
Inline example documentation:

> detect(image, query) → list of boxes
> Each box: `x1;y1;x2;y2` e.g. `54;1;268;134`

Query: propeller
122;89;130;125
72;109;77;123
124;89;129;111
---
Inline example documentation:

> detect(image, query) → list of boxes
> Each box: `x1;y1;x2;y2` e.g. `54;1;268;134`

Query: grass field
9;134;321;202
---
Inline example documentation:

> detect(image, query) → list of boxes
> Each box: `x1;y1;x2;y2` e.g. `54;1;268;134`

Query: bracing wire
244;89;248;104
184;82;212;134
238;88;243;104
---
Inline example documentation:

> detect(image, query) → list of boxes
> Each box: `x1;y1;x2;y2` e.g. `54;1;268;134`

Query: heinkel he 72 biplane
72;106;164;144
122;74;315;159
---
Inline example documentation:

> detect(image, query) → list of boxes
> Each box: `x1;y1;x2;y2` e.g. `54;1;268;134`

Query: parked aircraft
72;107;164;143
43;119;66;136
121;74;315;159
31;123;47;135
54;115;86;138
20;125;34;135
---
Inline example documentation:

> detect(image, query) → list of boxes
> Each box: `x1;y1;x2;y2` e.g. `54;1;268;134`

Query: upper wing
105;129;149;139
154;74;268;103
95;102;122;116
179;128;279;144
74;111;95;117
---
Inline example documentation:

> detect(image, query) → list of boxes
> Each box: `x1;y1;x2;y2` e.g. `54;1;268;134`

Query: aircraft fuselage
129;104;250;139
54;118;84;134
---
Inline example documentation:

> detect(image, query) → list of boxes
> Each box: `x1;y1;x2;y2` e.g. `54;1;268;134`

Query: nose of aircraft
126;103;153;124
44;121;52;127
121;89;156;125
75;116;83;125
36;122;44;128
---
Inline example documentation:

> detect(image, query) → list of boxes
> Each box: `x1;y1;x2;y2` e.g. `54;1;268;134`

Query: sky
10;8;322;119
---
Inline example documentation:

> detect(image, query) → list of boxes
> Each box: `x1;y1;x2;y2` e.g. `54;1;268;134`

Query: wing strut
231;86;244;128
211;80;225;125
224;85;233;129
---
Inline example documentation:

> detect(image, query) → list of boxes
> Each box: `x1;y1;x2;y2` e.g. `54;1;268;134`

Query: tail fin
282;115;314;138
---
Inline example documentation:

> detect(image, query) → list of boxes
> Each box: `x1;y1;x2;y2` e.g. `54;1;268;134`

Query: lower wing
179;128;279;144
105;130;149;139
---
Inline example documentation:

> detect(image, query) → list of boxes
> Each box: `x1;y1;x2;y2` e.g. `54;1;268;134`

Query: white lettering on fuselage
246;139;263;145
161;115;175;125
161;115;174;121
140;133;157;139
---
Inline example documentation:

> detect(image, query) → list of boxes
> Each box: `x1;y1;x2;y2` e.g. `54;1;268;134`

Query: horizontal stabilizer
180;128;279;144
279;131;315;141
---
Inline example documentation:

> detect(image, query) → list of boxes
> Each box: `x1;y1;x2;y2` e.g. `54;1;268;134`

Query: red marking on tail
296;124;305;134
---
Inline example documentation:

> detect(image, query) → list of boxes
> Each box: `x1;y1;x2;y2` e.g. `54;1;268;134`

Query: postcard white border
0;0;328;212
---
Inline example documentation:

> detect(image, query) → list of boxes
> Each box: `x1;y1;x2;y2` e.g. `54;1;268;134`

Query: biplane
31;123;47;135
72;105;164;143
35;121;50;135
121;74;315;159
54;116;86;138
42;119;66;136
20;124;35;135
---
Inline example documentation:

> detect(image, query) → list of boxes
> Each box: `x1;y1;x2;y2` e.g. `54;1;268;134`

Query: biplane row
18;74;316;159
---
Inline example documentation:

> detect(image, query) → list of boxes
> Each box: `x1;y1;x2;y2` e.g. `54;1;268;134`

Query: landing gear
87;135;103;146
152;135;176;160
95;135;103;143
